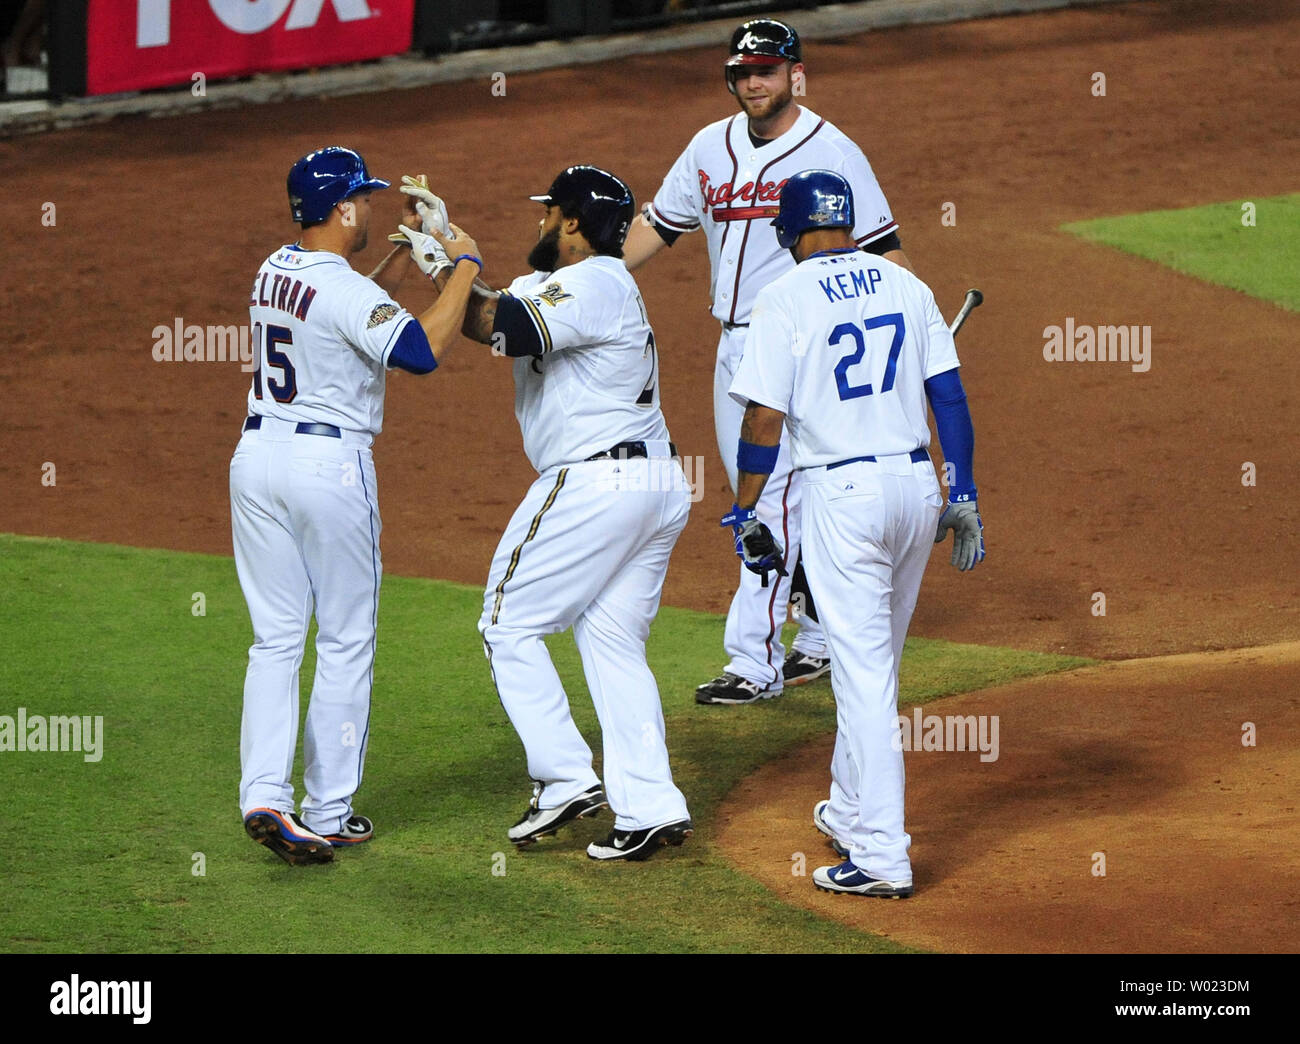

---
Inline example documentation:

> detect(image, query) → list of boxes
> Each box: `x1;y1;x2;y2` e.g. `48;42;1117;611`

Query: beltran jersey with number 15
246;244;417;434
648;106;896;325
732;252;960;467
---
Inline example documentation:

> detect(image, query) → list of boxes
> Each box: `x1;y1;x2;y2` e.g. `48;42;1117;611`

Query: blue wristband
737;439;779;475
453;254;482;272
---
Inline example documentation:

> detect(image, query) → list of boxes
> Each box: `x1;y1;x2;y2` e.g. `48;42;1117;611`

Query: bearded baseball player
726;170;985;897
624;18;917;706
412;165;694;860
233;146;484;866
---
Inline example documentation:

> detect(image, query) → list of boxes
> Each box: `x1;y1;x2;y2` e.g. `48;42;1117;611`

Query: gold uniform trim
490;468;569;625
519;295;554;354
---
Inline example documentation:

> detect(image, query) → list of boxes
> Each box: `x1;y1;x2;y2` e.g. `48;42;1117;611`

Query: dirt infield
1;0;1296;950
718;642;1300;953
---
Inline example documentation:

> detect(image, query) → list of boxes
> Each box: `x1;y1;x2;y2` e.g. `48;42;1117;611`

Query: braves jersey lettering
700;171;787;215
651;106;896;324
505;256;672;473
731;253;959;468
245;244;414;435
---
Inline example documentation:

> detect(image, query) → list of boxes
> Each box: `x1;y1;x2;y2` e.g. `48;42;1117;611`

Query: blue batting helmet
287;146;390;226
772;170;855;249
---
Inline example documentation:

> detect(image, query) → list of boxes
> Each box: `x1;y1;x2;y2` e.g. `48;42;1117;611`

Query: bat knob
968;289;984;306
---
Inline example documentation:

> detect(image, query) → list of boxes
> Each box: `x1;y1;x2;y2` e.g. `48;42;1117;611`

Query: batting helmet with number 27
772;169;855;249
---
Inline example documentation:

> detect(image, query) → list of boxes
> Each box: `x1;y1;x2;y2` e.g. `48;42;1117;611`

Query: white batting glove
400;176;451;237
390;223;451;280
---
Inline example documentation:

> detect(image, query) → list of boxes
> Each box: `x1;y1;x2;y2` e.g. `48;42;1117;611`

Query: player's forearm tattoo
463;288;500;344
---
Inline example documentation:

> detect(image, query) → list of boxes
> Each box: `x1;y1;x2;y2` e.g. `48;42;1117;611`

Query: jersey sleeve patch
535;282;573;307
367;303;400;329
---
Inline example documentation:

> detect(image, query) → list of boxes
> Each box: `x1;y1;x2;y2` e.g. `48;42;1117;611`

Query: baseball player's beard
739;82;794;127
527;226;561;272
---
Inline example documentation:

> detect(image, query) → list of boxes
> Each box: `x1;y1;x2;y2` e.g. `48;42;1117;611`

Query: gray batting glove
400;178;452;237
935;500;986;571
390;224;451;279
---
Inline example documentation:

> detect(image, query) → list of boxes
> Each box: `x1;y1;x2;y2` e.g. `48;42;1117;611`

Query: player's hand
721;504;787;587
391;223;451;279
399;175;451;237
934;499;986;571
432;223;483;273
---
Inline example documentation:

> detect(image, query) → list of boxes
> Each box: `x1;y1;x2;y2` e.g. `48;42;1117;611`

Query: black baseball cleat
244;807;335;866
695;672;780;705
317;815;374;847
586;819;694;861
783;650;831;687
509;786;608;846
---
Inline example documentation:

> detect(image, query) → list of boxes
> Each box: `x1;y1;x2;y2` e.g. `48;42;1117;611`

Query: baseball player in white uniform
421;165;693;861
624;18;918;705
725;170;985;897
233;146;485;865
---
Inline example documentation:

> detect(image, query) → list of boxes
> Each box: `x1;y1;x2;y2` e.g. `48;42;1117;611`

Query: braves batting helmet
287;146;390;226
773;170;855;249
530;165;635;256
725;18;801;92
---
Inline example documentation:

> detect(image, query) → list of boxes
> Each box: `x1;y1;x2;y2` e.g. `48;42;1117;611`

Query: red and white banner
86;0;416;96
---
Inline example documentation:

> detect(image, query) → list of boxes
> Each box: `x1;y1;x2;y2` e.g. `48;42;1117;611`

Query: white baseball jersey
504;255;672;473
648;105;896;325
730;251;960;468
246;244;417;435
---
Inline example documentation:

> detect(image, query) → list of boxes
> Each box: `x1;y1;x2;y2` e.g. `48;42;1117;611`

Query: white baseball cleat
812;799;850;858
813;860;913;899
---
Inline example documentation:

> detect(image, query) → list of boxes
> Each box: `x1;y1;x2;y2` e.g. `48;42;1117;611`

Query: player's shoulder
555;255;634;295
688;114;741;150
514;257;634;311
804;112;871;164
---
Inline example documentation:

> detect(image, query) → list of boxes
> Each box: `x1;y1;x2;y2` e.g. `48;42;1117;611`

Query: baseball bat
949;288;983;336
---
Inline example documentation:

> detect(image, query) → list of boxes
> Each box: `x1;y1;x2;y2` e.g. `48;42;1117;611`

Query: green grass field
0;534;1087;953
1062;193;1300;311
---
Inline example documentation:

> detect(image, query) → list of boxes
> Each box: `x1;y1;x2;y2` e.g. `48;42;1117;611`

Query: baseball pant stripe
353;449;379;805
491;467;568;626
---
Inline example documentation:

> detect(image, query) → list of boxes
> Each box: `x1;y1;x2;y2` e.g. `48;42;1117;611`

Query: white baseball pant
230;417;380;836
800;452;943;883
480;454;691;831
714;326;826;689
